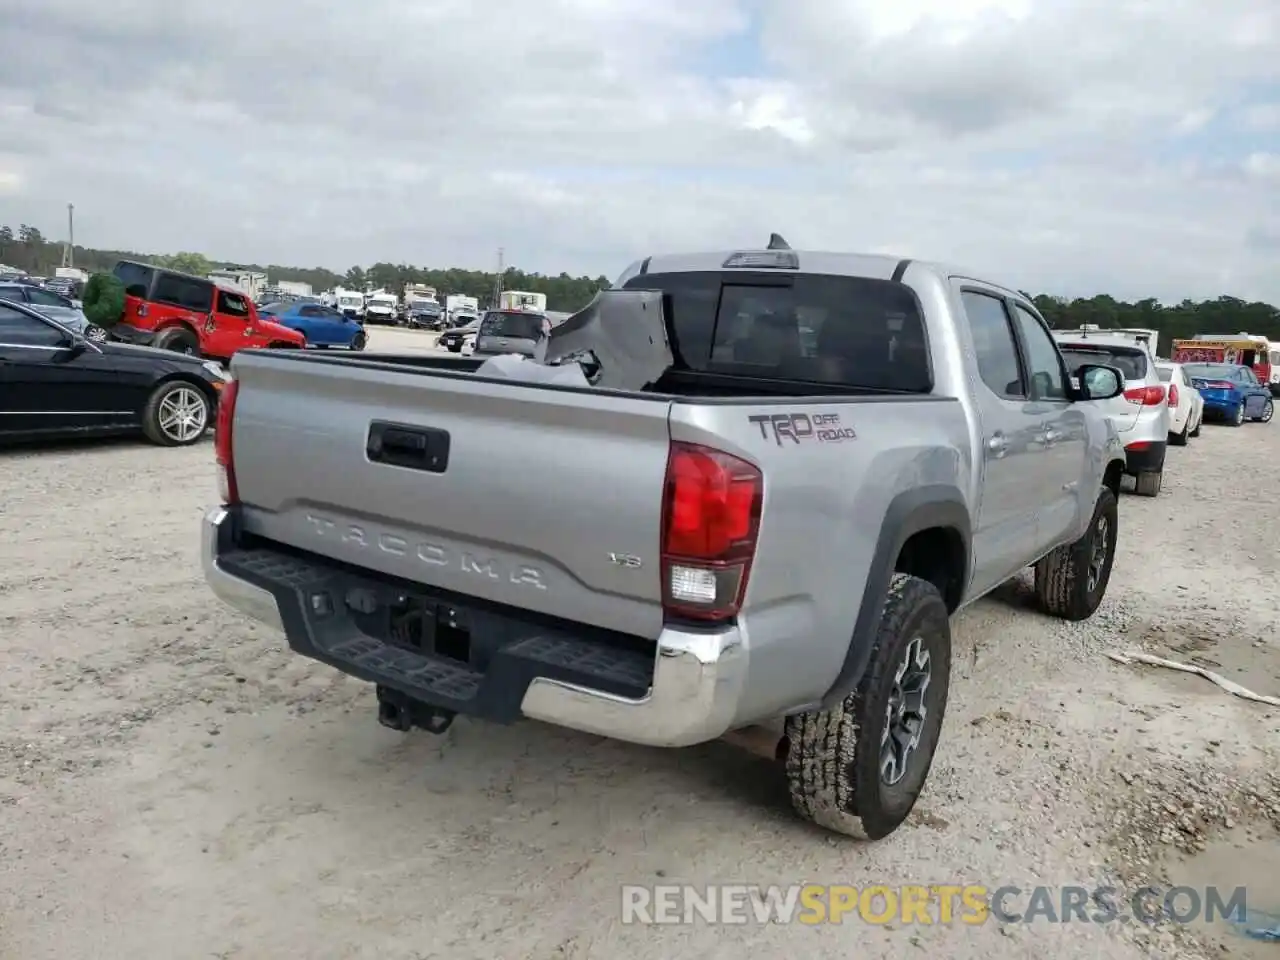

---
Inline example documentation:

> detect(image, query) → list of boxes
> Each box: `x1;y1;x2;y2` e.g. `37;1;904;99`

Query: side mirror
54;335;89;360
1075;363;1124;401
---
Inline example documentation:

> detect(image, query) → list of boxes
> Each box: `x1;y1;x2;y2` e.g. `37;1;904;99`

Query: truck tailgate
230;355;674;639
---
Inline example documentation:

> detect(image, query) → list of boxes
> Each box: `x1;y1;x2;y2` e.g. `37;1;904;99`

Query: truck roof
635;248;1026;301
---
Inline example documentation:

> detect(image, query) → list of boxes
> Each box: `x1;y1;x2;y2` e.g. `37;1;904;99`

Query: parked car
108;260;305;360
0;280;80;313
1183;363;1275;425
1054;330;1170;496
257;302;367;349
472;309;548;357
437;317;479;352
406;302;444;330
201;240;1129;842
0;298;227;446
0;282;107;342
1154;362;1204;445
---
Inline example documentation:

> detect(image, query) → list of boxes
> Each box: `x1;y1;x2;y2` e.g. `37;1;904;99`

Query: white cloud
0;0;1277;302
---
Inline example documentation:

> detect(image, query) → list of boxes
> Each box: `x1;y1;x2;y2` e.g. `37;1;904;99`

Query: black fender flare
819;485;971;708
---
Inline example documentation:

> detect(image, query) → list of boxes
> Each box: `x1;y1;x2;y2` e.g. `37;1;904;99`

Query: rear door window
154;273;214;312
960;290;1025;399
0;303;66;346
624;272;930;391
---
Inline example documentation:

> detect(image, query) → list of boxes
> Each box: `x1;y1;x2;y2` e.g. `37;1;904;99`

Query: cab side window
961;290;1025;399
1011;304;1068;401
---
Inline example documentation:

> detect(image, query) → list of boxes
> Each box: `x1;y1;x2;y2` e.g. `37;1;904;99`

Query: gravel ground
1;343;1277;959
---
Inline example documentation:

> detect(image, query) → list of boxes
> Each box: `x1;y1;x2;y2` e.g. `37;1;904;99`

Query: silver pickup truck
203;241;1129;841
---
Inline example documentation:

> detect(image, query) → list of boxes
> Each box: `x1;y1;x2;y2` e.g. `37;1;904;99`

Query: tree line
0;224;611;313
1;221;1276;349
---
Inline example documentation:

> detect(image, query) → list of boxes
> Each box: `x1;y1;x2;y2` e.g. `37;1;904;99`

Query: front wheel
1034;486;1118;621
1254;400;1273;423
350;330;367;351
783;573;951;841
142;381;211;446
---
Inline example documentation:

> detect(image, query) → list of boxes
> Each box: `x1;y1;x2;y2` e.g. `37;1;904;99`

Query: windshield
481;311;544;339
622;271;930;392
1058;345;1147;381
1183;363;1238;381
1155;367;1173;381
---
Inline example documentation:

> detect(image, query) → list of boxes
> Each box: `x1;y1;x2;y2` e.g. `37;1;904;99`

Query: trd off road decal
748;412;857;446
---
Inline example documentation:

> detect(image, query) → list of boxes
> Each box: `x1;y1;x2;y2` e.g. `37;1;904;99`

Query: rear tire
783;574;950;841
1229;403;1245;426
1134;470;1162;497
1034;486;1118;621
153;326;200;357
1169;422;1188;446
1189;416;1201;438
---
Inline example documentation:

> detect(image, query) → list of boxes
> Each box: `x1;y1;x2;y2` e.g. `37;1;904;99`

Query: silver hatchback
1055;332;1171;496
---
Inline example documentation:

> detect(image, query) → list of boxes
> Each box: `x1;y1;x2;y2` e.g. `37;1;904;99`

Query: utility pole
492;247;504;308
62;203;74;268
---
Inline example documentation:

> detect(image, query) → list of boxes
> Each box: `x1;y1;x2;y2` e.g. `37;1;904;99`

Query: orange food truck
1170;334;1272;385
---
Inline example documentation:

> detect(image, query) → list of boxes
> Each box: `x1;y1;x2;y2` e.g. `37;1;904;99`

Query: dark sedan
0;299;228;446
437;317;480;351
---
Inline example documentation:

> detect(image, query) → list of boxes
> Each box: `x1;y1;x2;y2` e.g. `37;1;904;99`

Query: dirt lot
1;350;1277;959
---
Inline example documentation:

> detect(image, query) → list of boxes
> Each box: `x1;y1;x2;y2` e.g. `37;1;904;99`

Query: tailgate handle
367;421;450;473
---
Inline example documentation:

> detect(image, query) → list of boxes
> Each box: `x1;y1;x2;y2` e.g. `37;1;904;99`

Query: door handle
1039;429;1061;445
986;435;1007;456
367;421;450;473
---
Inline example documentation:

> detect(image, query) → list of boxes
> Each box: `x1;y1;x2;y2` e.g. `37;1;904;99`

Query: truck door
1008;302;1085;552
205;289;257;357
957;288;1047;595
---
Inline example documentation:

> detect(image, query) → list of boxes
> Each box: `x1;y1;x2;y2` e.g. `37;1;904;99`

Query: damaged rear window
624;271;931;392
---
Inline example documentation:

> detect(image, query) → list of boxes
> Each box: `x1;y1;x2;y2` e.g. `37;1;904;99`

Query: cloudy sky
1;0;1277;302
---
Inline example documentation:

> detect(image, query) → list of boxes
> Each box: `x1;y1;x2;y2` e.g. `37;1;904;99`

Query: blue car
1183;362;1273;426
257;302;367;349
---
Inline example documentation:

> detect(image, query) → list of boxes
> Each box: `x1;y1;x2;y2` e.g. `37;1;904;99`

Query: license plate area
349;589;473;665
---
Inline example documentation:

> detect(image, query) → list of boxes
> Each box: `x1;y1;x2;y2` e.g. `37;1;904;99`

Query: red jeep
110;260;305;360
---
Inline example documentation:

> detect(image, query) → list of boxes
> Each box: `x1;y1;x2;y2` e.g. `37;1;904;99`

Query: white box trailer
498;290;547;313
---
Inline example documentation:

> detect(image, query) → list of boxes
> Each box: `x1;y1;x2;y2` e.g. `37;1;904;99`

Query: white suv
1054;328;1171;497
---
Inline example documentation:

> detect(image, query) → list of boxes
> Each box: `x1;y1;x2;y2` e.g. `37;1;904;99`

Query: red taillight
1207;380;1235;391
214;378;239;504
1124;385;1166;405
1168;383;1178;406
661;442;762;622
